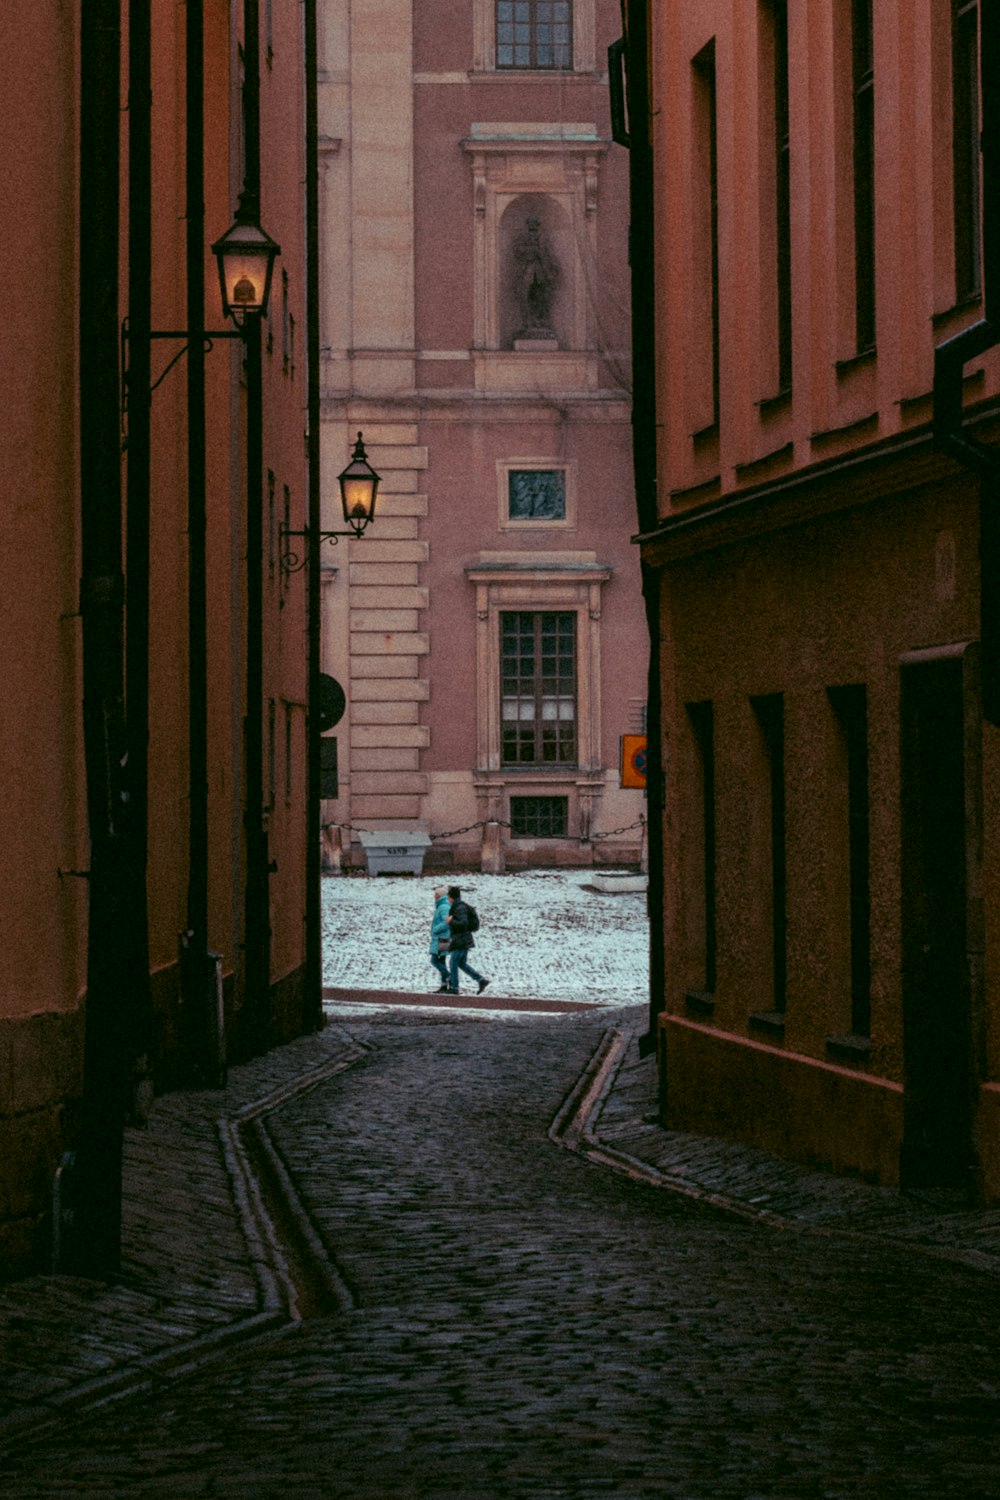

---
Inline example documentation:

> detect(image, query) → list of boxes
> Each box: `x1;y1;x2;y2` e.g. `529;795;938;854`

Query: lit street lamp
211;194;281;327
279;431;380;573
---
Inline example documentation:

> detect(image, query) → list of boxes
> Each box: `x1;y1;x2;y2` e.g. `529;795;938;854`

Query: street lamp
338;431;381;534
279;431;380;573
211;193;281;327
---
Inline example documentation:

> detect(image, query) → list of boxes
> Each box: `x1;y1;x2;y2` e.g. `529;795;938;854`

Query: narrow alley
1;967;998;1496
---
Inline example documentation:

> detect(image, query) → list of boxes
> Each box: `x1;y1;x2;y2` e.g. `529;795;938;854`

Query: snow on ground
321;868;650;1008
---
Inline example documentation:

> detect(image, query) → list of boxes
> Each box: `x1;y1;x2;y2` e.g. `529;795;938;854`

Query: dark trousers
448;946;484;990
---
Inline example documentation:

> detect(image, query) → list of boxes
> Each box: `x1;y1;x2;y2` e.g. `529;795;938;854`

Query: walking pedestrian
429;885;451;993
446;885;489;995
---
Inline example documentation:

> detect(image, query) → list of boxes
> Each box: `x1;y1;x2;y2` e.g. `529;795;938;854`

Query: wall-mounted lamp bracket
120;319;247;445
278;525;364;576
279;432;380;574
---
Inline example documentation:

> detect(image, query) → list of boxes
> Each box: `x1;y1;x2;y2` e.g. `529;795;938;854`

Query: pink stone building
317;0;649;872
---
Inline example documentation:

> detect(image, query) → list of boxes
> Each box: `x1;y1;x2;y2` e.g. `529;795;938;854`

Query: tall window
496;1;572;69
851;0;876;351
953;0;981;300
829;686;871;1037
501;612;576;765
692;41;720;431
771;0;792;391
687;701;717;995
752;694;787;1014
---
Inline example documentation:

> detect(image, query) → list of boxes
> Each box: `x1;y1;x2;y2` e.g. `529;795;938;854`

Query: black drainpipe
241;0;272;1055
74;0;130;1279
934;0;1000;723
303;0;324;1032
125;0;154;1094
611;0;665;1056
180;0;222;1083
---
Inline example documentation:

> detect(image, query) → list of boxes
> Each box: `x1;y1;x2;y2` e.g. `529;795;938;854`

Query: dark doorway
899;646;982;1199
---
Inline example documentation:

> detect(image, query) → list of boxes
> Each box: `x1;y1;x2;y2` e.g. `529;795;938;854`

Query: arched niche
499;195;574;351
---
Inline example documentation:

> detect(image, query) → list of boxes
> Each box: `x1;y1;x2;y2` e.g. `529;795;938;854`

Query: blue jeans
430;951;449;986
448;946;484;990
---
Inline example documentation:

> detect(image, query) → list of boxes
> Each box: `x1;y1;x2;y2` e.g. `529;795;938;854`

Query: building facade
0;0;317;1279
639;0;1000;1199
316;0;648;874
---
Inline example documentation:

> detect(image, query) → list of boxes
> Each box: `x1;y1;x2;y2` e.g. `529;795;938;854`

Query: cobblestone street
1;965;999;1495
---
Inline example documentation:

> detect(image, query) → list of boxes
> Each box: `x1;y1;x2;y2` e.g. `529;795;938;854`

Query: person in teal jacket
429;886;451;992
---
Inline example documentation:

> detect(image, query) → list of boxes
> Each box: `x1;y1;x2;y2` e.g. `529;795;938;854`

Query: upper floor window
501;612;576;765
496;1;573;70
953;0;981;300
758;2;793;398
851;0;876;352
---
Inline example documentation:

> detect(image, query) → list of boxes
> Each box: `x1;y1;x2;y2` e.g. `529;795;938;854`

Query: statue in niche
511;215;559;340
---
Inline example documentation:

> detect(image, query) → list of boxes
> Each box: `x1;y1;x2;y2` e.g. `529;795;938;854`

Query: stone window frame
497;457;577;532
473;0;595;73
465;555;611;777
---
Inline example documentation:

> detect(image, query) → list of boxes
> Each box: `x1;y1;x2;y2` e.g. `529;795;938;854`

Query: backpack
465;903;480;933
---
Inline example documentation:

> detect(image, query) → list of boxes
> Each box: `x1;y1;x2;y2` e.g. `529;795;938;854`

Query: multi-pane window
511;795;569;837
507;469;566;520
953;0;981;300
496;1;572;70
501;612;576;765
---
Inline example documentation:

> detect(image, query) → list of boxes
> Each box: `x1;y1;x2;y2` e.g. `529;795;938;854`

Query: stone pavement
1;995;999;1460
0;1005;998;1497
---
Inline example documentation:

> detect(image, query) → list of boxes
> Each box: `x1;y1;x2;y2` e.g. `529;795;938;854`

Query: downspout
242;0;272;1056
303;0;324;1031
125;0;155;1096
74;0;129;1278
611;0;665;1055
933;0;1000;722
932;0;997;1202
180;0;222;1083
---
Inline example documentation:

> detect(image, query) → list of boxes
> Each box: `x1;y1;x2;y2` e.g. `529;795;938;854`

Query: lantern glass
211;215;280;325
338;433;381;535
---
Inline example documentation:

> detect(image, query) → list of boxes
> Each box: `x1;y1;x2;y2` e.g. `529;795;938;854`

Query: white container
358;830;431;876
590;870;648;894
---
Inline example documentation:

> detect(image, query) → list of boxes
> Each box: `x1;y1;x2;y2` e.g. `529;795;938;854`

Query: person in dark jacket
446;885;489;995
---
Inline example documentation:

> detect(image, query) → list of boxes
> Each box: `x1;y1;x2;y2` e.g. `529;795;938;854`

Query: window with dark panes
496;1;572;70
952;0;981;300
508;469;566;520
851;0;876;352
771;0;792;391
511;796;569;837
501;612;576;765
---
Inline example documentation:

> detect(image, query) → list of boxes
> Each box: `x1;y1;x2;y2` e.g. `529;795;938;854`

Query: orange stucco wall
661;1015;904;1185
646;2;1000;1199
0;0;314;1278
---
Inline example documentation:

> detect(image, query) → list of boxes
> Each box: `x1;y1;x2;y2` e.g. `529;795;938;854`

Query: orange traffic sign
620;734;647;789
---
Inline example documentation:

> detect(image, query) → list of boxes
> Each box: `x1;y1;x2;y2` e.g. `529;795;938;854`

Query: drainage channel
0;1045;368;1449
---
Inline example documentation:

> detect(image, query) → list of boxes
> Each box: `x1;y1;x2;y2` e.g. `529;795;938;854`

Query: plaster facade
317;0;647;874
643;0;1000;1199
0;0;314;1278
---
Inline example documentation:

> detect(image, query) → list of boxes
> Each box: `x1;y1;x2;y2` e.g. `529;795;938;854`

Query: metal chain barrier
321;815;646;846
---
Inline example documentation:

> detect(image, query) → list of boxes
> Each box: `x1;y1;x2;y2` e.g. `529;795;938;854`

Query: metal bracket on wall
119;319;244;449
